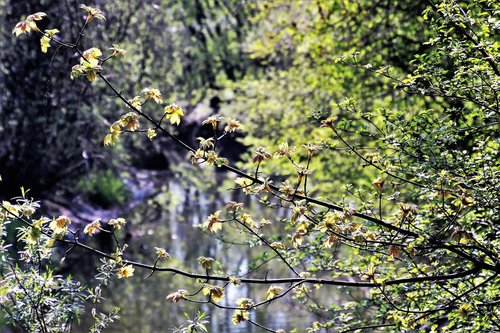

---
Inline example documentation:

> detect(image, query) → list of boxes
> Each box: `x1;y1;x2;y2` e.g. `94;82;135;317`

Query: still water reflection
69;171;314;332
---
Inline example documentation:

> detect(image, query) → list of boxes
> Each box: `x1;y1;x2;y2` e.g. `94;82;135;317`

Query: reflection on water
65;170;324;332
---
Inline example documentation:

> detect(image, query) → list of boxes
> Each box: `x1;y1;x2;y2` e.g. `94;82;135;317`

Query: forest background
0;1;499;332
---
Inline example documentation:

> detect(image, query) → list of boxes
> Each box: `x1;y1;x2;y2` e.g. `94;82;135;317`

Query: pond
63;167;320;333
0;164;352;332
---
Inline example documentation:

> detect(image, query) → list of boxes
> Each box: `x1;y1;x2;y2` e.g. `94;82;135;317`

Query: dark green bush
79;170;129;208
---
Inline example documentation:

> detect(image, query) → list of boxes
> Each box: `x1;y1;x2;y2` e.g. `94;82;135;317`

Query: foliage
78;170;129;208
173;311;209;333
223;0;432;195
0;1;104;198
0;0;253;199
0;193;119;332
2;1;500;333
0;214;85;333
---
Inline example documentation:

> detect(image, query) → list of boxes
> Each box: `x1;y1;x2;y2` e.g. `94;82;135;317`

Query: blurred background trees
0;0;253;200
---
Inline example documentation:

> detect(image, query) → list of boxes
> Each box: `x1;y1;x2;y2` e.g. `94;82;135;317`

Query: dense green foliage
78;170;129;208
1;1;499;332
